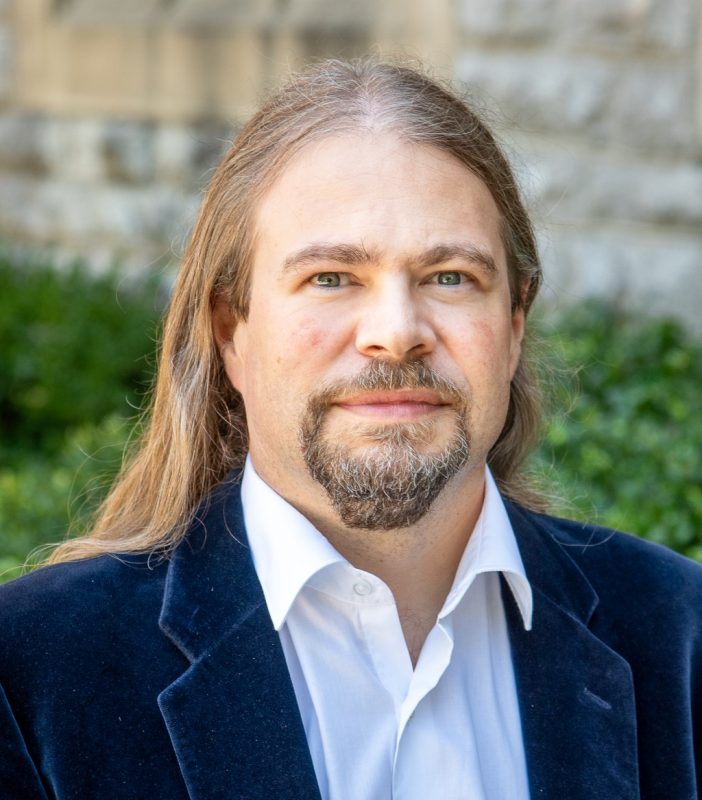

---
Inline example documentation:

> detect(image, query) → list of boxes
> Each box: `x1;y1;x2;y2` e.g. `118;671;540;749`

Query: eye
434;271;466;286
311;272;345;288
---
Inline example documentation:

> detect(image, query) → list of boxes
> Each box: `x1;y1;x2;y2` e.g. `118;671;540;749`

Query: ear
212;298;245;392
212;298;236;348
508;305;526;380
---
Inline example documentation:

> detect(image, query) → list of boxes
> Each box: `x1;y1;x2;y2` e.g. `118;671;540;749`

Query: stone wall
0;112;231;271
0;0;381;272
457;0;702;328
0;0;700;327
0;0;452;272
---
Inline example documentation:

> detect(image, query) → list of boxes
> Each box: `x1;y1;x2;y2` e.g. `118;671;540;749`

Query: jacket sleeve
0;681;50;800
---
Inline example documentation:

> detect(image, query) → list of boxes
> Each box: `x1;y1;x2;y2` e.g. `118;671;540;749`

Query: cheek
282;317;326;358
275;314;341;375
261;316;340;428
477;317;517;373
454;320;510;369
446;318;516;412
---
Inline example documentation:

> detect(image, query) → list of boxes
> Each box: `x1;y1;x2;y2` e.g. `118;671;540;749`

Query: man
0;59;700;800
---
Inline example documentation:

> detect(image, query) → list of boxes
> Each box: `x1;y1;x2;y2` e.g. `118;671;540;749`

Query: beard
299;360;471;530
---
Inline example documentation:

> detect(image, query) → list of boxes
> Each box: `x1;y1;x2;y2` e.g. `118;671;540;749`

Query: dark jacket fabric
0;475;701;799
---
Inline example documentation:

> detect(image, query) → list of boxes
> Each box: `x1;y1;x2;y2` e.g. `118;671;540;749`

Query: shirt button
353;579;373;596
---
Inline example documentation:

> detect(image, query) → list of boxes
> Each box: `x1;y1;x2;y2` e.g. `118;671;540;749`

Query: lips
337;390;448;406
335;390;450;419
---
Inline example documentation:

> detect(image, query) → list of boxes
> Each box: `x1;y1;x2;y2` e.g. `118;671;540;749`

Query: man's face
218;133;524;527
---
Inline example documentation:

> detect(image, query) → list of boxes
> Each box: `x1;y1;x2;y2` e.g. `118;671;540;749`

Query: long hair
47;58;544;565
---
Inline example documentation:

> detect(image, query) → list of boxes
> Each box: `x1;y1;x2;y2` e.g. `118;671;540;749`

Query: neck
293;466;487;665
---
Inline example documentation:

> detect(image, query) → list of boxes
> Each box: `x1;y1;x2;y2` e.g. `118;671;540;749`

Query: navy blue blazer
1;476;701;799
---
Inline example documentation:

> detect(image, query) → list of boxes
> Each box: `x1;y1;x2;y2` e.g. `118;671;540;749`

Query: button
353;579;373;596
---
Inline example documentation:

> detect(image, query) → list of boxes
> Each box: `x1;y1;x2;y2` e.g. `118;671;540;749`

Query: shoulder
509;503;702;629
0;551;167;623
528;508;702;584
0;553;170;680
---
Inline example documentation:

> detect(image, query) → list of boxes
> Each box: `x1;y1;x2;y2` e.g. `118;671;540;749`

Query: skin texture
213;132;524;662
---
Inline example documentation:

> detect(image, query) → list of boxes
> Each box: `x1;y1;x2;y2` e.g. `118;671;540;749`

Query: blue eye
312;273;342;287
436;272;463;286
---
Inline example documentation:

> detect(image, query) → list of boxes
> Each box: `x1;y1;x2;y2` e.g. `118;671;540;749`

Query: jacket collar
505;502;640;800
157;473;321;799
506;501;598;625
158;474;263;661
156;477;639;799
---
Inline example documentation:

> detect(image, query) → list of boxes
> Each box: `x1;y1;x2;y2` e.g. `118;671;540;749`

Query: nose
354;280;436;360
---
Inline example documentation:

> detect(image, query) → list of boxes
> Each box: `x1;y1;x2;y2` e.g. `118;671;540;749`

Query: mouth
335;390;452;420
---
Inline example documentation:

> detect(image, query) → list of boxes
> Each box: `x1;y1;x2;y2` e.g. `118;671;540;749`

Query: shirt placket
357;579;457;798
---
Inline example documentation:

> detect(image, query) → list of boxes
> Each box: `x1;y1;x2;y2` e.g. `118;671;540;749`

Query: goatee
300;360;470;530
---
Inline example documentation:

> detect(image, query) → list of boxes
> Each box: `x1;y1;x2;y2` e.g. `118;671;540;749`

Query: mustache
307;360;467;410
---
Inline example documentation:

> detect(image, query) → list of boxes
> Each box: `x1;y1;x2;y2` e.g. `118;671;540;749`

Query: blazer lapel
154;476;642;799
156;477;321;800
505;504;640;800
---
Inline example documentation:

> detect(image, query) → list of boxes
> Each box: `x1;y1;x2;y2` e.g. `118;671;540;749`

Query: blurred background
1;0;701;578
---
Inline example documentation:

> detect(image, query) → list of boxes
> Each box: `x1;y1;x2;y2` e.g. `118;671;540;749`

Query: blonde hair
47;58;543;565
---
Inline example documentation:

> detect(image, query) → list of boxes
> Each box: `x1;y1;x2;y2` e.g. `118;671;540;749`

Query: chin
341;417;451;450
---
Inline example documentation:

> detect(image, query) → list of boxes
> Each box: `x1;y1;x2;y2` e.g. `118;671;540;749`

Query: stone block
102;120;156;185
560;0;697;54
154;125;196;184
457;51;614;133
456;0;696;53
154;123;231;189
602;63;695;153
285;0;376;30
0;113;48;174
38;183;186;245
0;174;43;240
39;118;107;182
0;175;92;244
0;174;197;256
166;0;376;31
456;50;697;153
0;26;11;103
57;0;164;28
517;137;702;227
457;0;560;42
540;228;702;333
167;0;278;30
91;185;191;244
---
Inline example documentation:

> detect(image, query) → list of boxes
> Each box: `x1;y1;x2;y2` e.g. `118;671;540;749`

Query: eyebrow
282;241;498;277
283;243;375;272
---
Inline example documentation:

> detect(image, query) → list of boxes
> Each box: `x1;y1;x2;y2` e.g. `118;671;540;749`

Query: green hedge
1;254;700;583
0;254;161;581
0;256;159;457
531;303;702;561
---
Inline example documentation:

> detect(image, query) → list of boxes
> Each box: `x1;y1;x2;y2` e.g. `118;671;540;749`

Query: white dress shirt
241;459;532;800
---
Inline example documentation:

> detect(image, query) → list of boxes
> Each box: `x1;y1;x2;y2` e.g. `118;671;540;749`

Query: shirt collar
441;468;532;630
241;457;532;632
241;457;343;630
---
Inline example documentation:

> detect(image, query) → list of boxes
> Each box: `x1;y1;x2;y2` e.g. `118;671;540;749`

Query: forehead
252;132;505;272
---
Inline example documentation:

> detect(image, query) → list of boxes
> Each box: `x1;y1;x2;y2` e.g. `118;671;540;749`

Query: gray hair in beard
299;360;471;530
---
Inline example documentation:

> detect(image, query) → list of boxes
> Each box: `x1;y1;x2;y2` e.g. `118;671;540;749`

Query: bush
0;415;131;580
0;254;161;582
0;254;160;460
532;301;702;562
1;255;700;583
